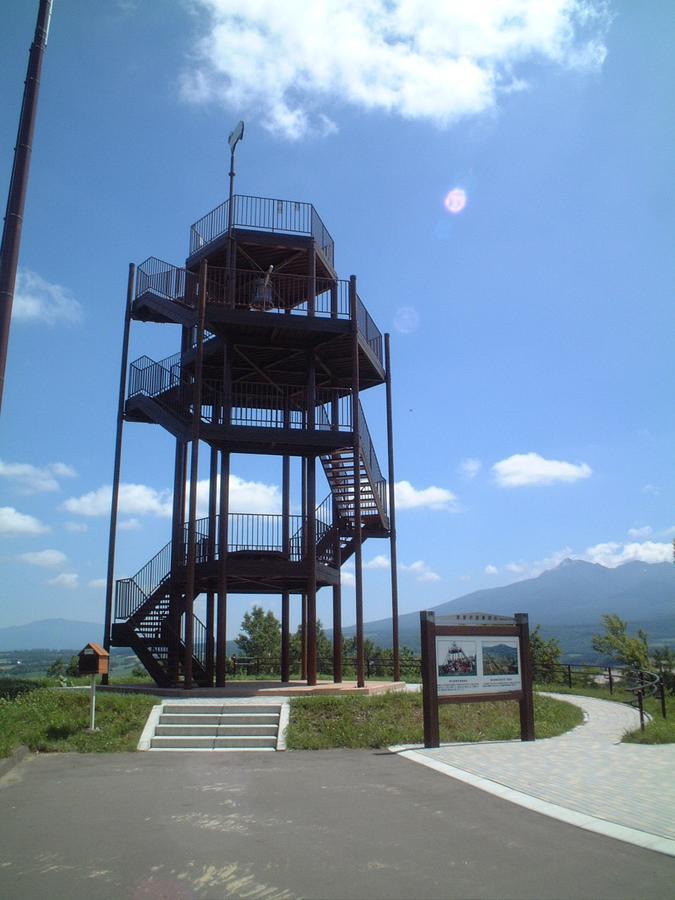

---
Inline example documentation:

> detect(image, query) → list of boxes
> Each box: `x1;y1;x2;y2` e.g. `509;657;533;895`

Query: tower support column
216;340;232;687
385;333;400;682
183;261;208;689
281;453;291;683
332;497;342;683
350;275;365;687
102;263;135;684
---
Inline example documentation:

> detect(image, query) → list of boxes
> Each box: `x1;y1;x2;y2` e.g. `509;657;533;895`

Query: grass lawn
0;686;156;758
286;691;583;750
536;682;674;744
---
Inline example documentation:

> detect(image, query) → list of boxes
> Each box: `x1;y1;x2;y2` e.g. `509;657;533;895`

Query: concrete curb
0;745;32;779
276;700;290;751
137;704;163;751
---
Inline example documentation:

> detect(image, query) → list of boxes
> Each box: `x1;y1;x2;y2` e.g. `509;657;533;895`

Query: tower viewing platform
104;187;400;690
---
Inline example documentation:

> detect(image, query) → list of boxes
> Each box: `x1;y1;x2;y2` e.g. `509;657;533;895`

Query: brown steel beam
350;276;365;687
102;263;135;683
281;450;291;682
0;0;52;412
183;261;208;689
306;348;317;684
216;340;232;687
384;333;400;682
332;497;342;683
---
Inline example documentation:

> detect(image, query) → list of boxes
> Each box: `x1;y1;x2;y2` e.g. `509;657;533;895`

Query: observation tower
103;158;400;689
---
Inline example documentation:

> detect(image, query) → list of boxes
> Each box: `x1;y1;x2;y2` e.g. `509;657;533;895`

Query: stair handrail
136;256;195;307
358;402;388;520
114;537;173;620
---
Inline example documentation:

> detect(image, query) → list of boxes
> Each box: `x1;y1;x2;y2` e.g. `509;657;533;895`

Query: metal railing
356;293;383;363
115;506;341;621
134;261;383;366
189;194;335;266
358;402;388;518
136;257;193;304
129;355;353;433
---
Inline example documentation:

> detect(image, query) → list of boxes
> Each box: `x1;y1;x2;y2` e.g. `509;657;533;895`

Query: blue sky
1;0;674;633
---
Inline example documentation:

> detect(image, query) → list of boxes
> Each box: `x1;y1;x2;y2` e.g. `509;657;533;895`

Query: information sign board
420;611;535;747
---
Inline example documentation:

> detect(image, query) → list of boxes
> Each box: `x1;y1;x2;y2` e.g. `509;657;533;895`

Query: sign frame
420;611;535;747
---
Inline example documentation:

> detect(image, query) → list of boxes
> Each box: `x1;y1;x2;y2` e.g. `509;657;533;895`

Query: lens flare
444;188;467;214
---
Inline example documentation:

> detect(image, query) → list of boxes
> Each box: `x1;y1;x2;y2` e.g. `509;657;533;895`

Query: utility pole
0;0;53;412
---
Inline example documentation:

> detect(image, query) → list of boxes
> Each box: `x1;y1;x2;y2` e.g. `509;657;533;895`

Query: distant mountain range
0;619;104;652
2;560;673;662
340;559;675;662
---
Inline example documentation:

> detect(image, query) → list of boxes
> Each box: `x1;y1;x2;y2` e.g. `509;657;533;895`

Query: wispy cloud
364;554;390;571
0;506;49;536
484;564;498;575
181;0;609;138
18;549;67;568
395;480;458;511
12;270;83;325
63;483;173;518
583;541;671;567
46;572;79;589
88;578;107;589
0;459;76;494
460;458;482;479
627;525;652;540
492;452;592;487
400;560;441;583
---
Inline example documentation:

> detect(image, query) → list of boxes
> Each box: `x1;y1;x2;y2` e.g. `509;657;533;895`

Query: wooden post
281;454;290;683
183;260;208;689
516;613;535;741
168;437;186;684
205;445;218;684
420;611;440;748
350;276;365;687
384;333;400;682
102;263;135;684
332;498;342;683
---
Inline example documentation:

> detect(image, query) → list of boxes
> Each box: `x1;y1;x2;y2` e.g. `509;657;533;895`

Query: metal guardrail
189;194;335;266
134;259;383;366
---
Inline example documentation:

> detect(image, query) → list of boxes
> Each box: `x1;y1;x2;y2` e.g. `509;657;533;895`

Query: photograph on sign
436;635;522;696
437;640;477;677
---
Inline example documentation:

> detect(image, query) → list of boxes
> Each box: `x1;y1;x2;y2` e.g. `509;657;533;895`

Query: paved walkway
396;693;675;856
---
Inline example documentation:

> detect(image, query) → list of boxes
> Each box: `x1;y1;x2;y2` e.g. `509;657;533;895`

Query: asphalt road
0;750;673;899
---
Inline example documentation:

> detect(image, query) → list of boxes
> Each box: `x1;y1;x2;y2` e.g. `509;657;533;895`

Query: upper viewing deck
189;194;335;268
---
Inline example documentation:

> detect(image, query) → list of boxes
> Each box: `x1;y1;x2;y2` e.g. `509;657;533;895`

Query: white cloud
503;547;573;580
88;578;107;589
196;474;281;517
63;483;173;518
0;459;76;494
642;484;660;496
341;570;356;587
400;559;441;582
460;458;482;479
627;525;652;540
118;518;142;531
182;0;609;138
64;521;88;533
492;452;592;487
12;270;83;325
484;564;498;575
393;307;420;335
364;554;390;570
46;572;79;589
0;506;49;536
395;480;458;511
583;541;672;567
18;549;67;568
65;475;283;523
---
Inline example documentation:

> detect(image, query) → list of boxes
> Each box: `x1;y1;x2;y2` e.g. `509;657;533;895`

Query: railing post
384;334;400;683
281;452;290;683
184;260;208;689
659;678;667;719
608;666;614;694
308;240;316;317
102;263;135;684
637;689;645;731
567;664;572;688
350;276;365;688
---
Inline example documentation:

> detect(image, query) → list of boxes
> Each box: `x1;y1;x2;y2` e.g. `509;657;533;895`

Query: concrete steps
143;702;287;751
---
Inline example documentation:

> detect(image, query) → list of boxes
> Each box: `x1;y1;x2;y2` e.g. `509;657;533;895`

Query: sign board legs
421;611;440;748
88;675;98;732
